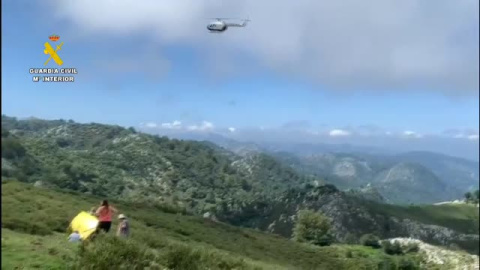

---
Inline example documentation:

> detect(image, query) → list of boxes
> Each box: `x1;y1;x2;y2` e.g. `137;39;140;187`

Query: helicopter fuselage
207;21;227;32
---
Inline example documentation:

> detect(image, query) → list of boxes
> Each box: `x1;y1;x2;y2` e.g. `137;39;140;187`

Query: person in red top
95;200;118;233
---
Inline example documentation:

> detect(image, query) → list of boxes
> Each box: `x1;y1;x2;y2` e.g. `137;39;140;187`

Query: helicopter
207;18;250;33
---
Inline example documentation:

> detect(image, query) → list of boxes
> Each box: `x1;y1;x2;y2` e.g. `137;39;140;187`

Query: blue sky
2;0;479;159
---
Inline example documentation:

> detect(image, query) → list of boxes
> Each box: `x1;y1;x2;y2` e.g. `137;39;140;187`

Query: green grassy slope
2;180;422;270
2;229;77;270
362;201;479;235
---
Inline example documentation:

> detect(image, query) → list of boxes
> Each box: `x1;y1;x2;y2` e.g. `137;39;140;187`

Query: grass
1;229;77;270
1;180;432;269
363;201;479;235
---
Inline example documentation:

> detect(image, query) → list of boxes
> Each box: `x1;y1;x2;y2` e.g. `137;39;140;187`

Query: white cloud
48;0;479;94
444;129;479;141
139;123;477;160
228;127;236;133
187;121;215;131
145;122;158;128
467;134;479;141
140;122;159;128
140;120;218;133
403;130;423;138
161;120;182;129
329;129;351;137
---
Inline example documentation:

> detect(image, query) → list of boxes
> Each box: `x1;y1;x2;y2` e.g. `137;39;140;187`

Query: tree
464;190;479;204
293;210;332;246
2;129;10;137
56;137;71;147
344;232;357;244
465;192;472;202
2;137;26;159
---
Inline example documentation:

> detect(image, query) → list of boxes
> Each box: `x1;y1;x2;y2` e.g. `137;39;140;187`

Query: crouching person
117;214;129;238
68;230;81;243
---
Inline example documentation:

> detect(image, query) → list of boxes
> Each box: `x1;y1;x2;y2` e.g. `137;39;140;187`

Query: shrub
404;242;419;253
344;233;357;245
397;258;419;270
360;234;381;249
448;243;461;251
161;244;249;270
73;234;157;270
163;245;203;270
382;240;403;255
2;217;51;236
200;251;249;270
316;233;334;246
377;257;396;270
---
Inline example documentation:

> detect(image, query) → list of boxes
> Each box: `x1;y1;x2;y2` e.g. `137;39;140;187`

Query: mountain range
185;132;479;204
2;115;479;256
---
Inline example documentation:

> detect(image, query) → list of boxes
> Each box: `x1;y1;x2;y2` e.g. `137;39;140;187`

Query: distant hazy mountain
260;141;395;156
186;133;478;204
162;132;264;156
166;132;396;157
374;162;451;204
391;151;480;193
272;151;478;204
80;126;477;205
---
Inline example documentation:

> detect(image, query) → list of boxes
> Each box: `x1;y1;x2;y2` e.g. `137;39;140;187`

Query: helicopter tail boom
226;19;250;27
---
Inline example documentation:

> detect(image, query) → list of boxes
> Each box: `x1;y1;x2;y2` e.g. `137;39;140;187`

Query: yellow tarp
69;211;99;240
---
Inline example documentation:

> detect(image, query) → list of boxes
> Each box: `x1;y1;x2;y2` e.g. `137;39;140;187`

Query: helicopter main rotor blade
206;17;248;20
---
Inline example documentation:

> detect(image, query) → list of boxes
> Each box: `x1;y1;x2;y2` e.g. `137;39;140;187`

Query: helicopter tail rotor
242;18;250;26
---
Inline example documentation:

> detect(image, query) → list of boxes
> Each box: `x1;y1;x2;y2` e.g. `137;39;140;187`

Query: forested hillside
1;115;313;216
